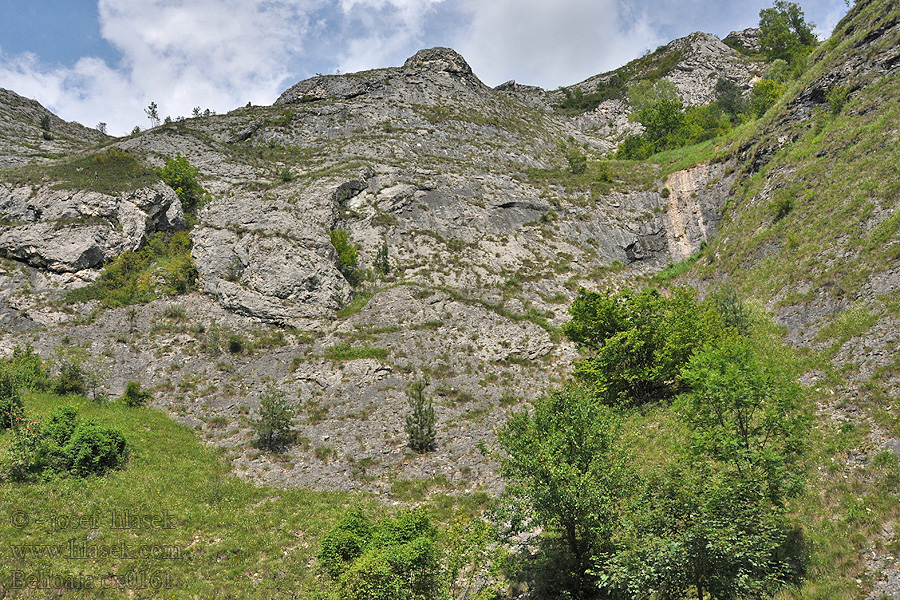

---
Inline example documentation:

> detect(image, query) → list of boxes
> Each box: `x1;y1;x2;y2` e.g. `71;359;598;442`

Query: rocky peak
402;47;474;77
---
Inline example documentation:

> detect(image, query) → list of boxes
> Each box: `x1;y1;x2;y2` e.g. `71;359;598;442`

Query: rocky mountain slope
0;0;899;594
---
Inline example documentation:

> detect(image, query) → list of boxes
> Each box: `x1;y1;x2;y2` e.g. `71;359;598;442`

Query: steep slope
670;0;900;595
0;47;736;493
0;87;109;169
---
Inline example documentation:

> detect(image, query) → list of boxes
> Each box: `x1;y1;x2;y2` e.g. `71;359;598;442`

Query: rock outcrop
0;182;183;272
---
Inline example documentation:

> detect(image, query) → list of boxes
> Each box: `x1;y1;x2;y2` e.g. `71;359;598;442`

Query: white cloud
1;0;324;135
333;0;446;74
454;0;663;88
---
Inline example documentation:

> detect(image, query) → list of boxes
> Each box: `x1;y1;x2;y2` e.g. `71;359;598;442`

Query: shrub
715;77;748;122
0;372;24;431
0;345;49;391
827;86;850;115
374;242;390;276
320;509;444;600
4;405;128;481
54;361;86;396
253;386;294;451
66;421;129;477
405;380;436;453
329;229;360;285
121;381;152;407
227;334;244;354
563;287;725;406
159;155;207;217
567;148;587;175
750;79;785;118
770;191;796;221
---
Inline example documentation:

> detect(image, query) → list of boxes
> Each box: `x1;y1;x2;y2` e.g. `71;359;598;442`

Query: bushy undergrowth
65;231;197;307
3;404;128;481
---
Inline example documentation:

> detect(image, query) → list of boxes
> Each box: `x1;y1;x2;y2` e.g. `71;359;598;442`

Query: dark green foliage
827;85;851;115
66;421;129;477
558;72;628;114
53;360;86;396
64;231;197;307
319;509;444;600
39;115;51;131
715;77;749;122
677;337;810;504
563;287;724;406
120;381;152;407
770;190;796;221
603;337;811;599
405;380;436;453
4;405;128;481
253;386;294;451
759;1;817;64
374;241;390;276
567;148;588;175
750;78;786;118
227;334;244;354
0;345;49;392
711;284;752;335
0;372;24;431
159;155;208;217
497;385;631;600
617;100;732;160
329;228;360;285
319;509;374;579
605;466;806;600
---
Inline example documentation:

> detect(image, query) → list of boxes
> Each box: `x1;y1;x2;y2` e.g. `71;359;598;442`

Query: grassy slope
661;0;900;596
0;394;380;599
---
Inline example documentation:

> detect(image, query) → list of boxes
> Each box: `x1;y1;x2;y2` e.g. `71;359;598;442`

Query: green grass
1;148;160;195
323;343;388;361
0;393;379;599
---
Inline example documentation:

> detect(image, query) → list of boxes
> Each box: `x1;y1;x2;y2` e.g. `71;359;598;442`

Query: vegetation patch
324;343;388;362
1;148;160;195
65;231;198;307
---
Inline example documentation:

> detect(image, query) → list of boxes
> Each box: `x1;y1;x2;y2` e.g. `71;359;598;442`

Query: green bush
567;148;587;175
329;229;360;285
0;345;49;392
319;509;444;600
4;405;128;481
563;287;725;406
65;231;197;307
121;381;152;407
53;361;86;396
0;372;24;431
750;79;785;118
405;380;436;453
253;386;294;451
159;155;207;217
66;421;129;478
374;242;390;276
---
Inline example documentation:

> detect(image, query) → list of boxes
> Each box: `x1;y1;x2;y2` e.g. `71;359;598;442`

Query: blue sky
0;0;851;135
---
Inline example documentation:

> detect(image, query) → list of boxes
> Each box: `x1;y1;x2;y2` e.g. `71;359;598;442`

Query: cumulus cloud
454;0;663;88
333;0;446;74
1;0;322;135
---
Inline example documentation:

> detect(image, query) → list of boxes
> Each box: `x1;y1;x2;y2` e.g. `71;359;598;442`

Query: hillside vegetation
0;0;899;598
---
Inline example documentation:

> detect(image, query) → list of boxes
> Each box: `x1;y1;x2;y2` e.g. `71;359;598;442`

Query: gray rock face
0;88;109;169
190;178;355;325
724;28;762;53
0;182;183;272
